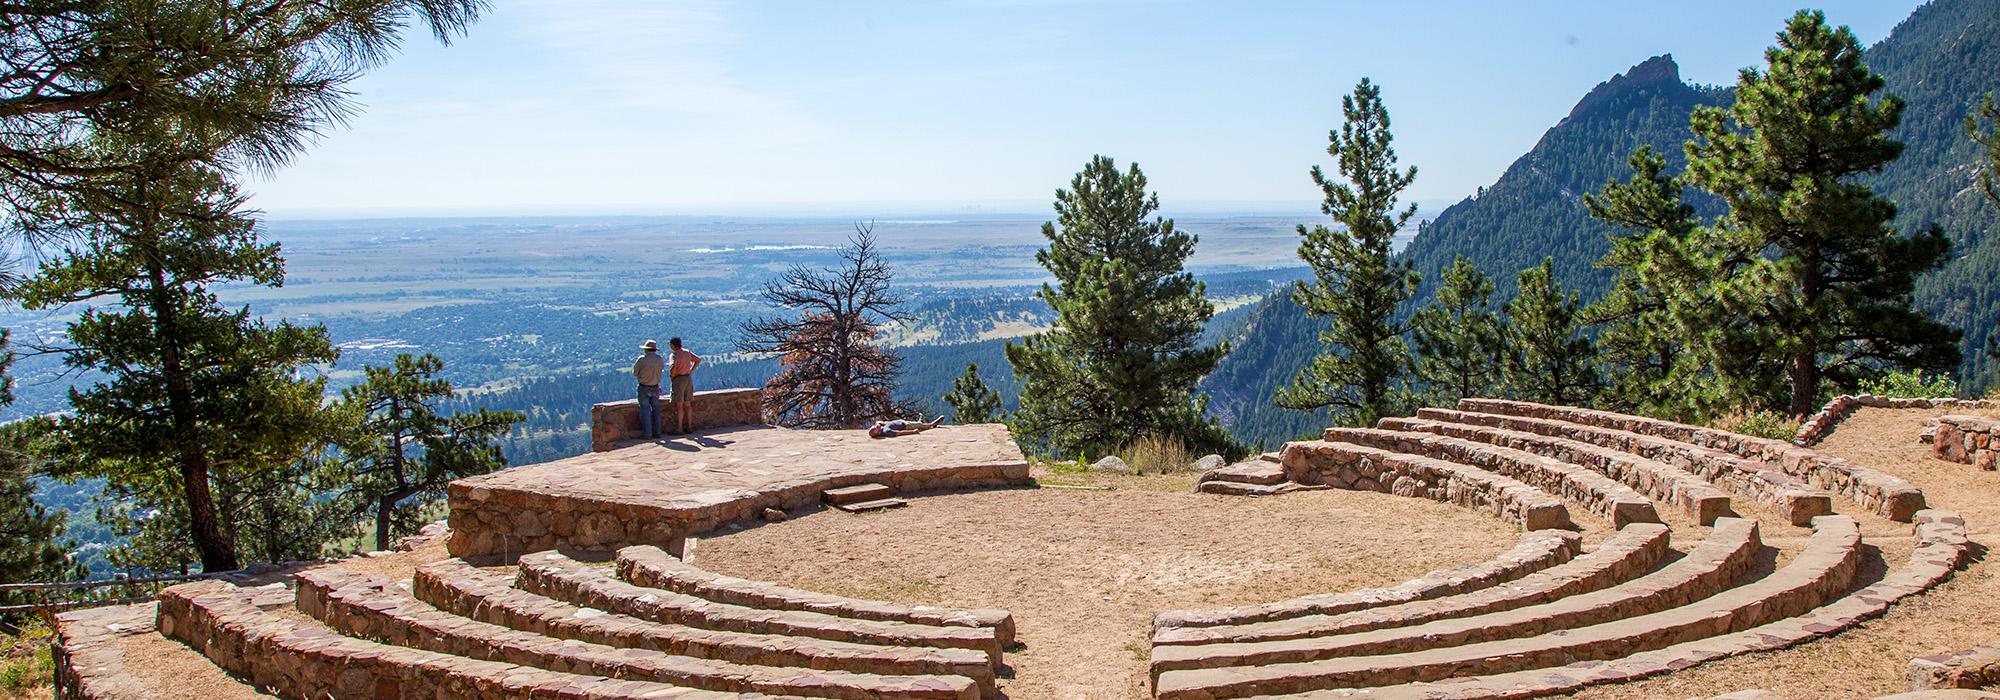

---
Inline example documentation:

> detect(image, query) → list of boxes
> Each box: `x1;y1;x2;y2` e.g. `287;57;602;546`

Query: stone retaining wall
1933;416;2000;470
1328;426;1660;528
1910;643;2000;690
1795;394;1996;446
591;387;766;451
1279;440;1573;531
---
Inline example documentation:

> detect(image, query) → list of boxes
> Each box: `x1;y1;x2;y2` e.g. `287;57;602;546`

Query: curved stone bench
1154;529;1581;630
1153;524;1671;647
1153;515;1861;699
1415;408;1832;526
156;579;753;700
516;550;1002;663
1910;642;2000;690
1326;426;1660;527
1285;510;1968;700
1383;416;1734;525
619;545;1016;647
1148;518;1760;679
1459;398;1925;521
1278;440;1574;531
412;558;998;694
296;567;976;700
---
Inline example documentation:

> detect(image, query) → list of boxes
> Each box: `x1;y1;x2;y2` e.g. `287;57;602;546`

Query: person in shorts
667;337;702;434
868;415;944;438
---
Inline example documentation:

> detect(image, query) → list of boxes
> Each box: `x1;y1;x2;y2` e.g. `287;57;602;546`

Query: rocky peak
1564;54;1686;123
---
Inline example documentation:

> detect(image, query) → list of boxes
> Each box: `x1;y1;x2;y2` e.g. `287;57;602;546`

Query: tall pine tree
942;363;1003;424
1410;256;1502;404
1683;10;1959;416
0;331;70;585
1278;78;1420;427
1504;259;1600;406
1006;156;1231;457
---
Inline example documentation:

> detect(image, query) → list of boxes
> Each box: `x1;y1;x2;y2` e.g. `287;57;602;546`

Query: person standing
668;337;702;434
633;340;666;439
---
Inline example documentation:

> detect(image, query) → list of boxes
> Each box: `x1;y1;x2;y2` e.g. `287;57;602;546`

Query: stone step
1198;480;1295;496
1153;523;1671;646
1456;398;1925;522
51;602;269;700
834;497;909;513
1149;518;1762;679
1384;416;1734;525
516;550;1002;663
1416;408;1834;527
824;483;895;505
296;567;979;700
1154;529;1581;630
413;558;998;695
1203;460;1288;485
618;544;1016;645
1328;425;1660;528
1152;516;1862;699
1281;440;1574;531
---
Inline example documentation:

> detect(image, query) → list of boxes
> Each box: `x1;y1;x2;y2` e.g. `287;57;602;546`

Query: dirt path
694;471;1529;699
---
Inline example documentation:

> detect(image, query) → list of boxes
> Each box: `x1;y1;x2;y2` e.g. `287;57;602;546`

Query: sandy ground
694;470;1533;699
1567;406;2000;699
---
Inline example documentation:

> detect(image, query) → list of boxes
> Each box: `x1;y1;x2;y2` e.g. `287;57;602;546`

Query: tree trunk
148;259;236;572
1789;350;1818;418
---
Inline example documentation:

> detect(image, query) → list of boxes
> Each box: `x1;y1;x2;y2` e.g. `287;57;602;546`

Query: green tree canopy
1683;9;1960;415
1277;78;1420;426
942;362;1003;424
0;331;71;585
1503;259;1600;406
1005;155;1232;457
1410;256;1502;404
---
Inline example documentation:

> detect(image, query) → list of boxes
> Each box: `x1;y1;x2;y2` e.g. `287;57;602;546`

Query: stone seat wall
1153;529;1581;630
1279;440;1574;531
1384;416;1734;525
1933;415;1999;470
1325;426;1660;527
590;387;766;452
1147;518;1761;679
1151;524;1671;647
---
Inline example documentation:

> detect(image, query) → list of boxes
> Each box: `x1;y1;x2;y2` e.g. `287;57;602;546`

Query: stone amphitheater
44;390;2000;699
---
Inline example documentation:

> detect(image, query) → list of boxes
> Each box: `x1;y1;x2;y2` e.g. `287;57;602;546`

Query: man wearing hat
633;339;666;439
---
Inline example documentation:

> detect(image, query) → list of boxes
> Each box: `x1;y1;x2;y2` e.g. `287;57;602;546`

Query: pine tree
0;331;70;585
1278;78;1420;427
1410;256;1502;404
1005;155;1232;457
1972;93;2000;207
1683;10;1960;416
1504;259;1599;406
740;226;908;429
1582;147;1718;419
330;353;523;552
942;363;1003;424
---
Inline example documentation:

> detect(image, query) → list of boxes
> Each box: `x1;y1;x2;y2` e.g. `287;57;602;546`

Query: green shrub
1713;409;1800;441
1859;369;1959;398
0;621;54;696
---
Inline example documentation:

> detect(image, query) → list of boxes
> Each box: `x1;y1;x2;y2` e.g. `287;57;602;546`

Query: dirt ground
694;470;1533;699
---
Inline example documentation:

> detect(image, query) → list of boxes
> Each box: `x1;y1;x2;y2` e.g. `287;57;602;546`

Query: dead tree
739;224;908;428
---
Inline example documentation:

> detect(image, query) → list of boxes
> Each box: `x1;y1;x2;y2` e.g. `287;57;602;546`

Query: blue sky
252;1;1926;219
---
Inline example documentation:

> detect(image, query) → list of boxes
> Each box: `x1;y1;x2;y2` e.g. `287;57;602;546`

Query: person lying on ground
868;415;945;438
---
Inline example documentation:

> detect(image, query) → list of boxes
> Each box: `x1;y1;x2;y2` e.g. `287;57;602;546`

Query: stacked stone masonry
1458;399;1921;521
1380;416;1734;524
1324;426;1660;527
590;387;766;452
1911;642;2000;690
1414;408;1832;526
1278;440;1575;531
1795;394;1996;446
1932;415;2000;470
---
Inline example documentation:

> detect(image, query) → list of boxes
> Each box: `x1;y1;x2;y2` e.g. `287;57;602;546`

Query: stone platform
447;424;1031;561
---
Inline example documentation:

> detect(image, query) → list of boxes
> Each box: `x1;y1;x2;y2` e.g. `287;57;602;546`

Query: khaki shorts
670;374;694;403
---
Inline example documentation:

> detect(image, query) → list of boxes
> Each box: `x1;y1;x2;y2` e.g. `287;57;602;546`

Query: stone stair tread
1199;480;1296;496
1204;460;1288;485
824;483;895;505
834;497;910;512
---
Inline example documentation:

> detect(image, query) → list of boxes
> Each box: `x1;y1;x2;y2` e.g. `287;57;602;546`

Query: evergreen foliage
1682;10;1959;415
1972;93;2000;207
1278;79;1421;427
1502;259;1599;405
1410;256;1503;404
1005;155;1232;457
328;353;522;552
0;331;70;585
740;226;908;429
942;363;1003;424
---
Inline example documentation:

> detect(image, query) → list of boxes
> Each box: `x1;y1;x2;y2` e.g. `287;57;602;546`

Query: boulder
1091;456;1131;473
1193;454;1227;471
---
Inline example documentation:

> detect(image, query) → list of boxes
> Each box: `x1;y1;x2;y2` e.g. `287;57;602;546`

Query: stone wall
1278;439;1573;531
590;387;765;451
1932;415;1999;470
1794;394;1996;446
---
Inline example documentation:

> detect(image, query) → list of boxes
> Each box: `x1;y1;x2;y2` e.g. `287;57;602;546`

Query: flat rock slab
825;483;895;505
446;424;1030;559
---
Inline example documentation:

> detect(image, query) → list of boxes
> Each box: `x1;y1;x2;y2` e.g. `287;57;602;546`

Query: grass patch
1712;409;1800;441
1116;434;1197;475
1;621;54;698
